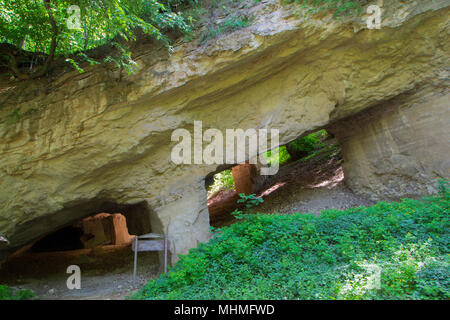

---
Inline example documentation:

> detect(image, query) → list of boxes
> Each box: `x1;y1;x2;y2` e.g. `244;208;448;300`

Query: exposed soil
255;150;374;216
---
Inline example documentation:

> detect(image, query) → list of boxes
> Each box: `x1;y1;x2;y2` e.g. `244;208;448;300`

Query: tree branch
30;0;58;79
2;0;58;80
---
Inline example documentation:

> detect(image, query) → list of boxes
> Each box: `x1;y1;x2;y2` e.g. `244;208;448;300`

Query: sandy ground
255;158;374;216
0;245;161;300
212;141;374;227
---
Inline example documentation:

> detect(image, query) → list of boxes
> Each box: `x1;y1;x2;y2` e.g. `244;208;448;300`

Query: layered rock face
0;0;449;263
330;86;450;201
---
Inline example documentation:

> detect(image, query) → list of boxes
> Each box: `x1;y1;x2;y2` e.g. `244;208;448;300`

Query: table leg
133;236;138;281
164;236;168;273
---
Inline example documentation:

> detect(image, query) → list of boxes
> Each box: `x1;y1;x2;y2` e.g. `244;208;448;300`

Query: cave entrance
206;166;237;226
30;226;84;253
28;200;155;254
205;162;266;226
206;129;369;227
257;129;345;195
30;212;134;253
0;201;160;296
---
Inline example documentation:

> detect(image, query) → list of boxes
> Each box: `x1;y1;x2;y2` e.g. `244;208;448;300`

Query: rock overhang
0;0;448;262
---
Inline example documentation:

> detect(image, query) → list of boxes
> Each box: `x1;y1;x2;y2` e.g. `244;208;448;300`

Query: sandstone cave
0;0;448;301
206;129;373;227
30;226;84;253
0;202;161;291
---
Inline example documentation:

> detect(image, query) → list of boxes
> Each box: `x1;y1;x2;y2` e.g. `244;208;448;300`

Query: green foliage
197;15;251;45
0;0;191;78
232;193;264;220
131;181;450;300
208;169;235;195
171;0;255;44
438;179;450;199
288;129;326;156
264;130;329;166
285;0;363;17
299;140;341;163
0;285;34;300
237;193;264;209
263;146;291;167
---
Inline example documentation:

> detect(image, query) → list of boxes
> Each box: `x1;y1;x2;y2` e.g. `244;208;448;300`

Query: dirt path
211;141;374;227
256;159;374;216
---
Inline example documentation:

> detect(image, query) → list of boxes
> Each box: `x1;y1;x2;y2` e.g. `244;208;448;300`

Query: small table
132;233;169;281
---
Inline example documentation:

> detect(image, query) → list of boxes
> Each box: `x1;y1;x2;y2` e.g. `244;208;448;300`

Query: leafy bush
231;193;264;220
298;140;341;163
264;130;330;166
287;130;327;159
0;0;192;79
132;181;449;300
0;285;34;300
263;146;291;167
207;169;235;195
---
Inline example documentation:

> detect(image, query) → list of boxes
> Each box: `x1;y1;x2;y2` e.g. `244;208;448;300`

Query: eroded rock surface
0;0;449;263
330;86;450;201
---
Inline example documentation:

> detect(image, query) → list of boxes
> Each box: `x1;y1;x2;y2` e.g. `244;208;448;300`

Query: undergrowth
0;285;34;300
132;180;449;300
197;15;252;45
264;129;330;167
264;146;291;167
284;0;365;17
208;169;235;195
181;0;366;45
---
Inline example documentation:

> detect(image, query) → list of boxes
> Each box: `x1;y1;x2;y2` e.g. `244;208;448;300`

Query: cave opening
30;212;135;253
205;129;366;227
27;200;156;254
0;201;161;286
30;226;84;253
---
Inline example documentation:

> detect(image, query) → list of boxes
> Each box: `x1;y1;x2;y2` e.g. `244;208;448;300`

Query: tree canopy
0;0;192;79
0;0;367;80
